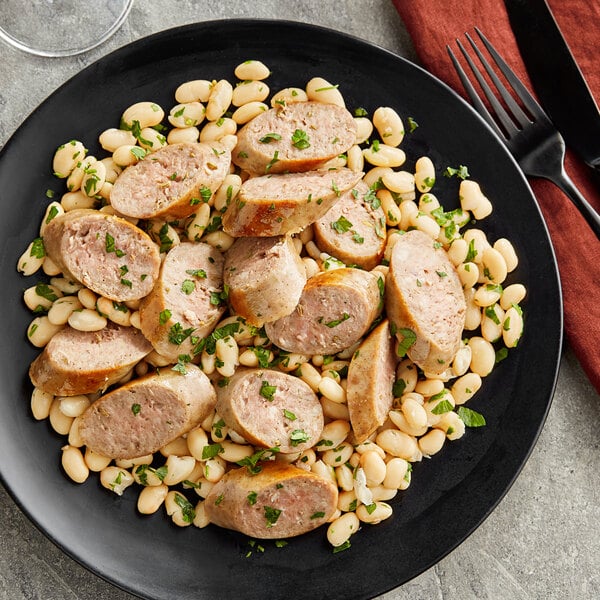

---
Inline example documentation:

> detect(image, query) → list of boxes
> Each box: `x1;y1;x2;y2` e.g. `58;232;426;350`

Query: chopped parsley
395;328;417;357
259;132;282;143
264;506;282;528
131;403;141;416
181;279;195;295
159;309;172;325
173;492;196;523
331;215;353;234
444;165;470;180
291;129;311;149
259;380;277;401
290;429;310;446
325;313;350;328
168;322;195;345
457;406;486;427
30;237;46;259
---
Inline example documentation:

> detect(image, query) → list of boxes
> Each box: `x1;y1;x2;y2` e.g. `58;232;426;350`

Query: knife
504;0;600;175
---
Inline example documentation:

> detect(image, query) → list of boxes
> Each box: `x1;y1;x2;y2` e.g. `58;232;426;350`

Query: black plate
0;19;562;600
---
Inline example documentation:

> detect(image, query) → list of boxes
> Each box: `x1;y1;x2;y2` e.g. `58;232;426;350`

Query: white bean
17;240;45;276
459;180;493;219
215;336;239;377
234;60;270;81
58;395;90;418
316;420;351;449
356;501;393;524
138;127;168;153
205;79;233;121
418;428;446;456
414;156;435;192
100;466;135;496
500;283;527;310
68;308;107;332
232;80;270;107
482;247;508;284
99;128;136;152
383;457;409;489
61;190;96;211
53;140;86;178
112;144;145;167
203;229;234;251
318;377;346;404
168;102;205;128
322;443;354;468
31;387;53;420
137;484;169;514
84;448;112;472
457;262;479;289
27;316;62;347
376;429;420;461
494;238;519;272
401;396;428;429
451;372;482;405
469;336;496;376
481;303;505;343
354;116;374;144
61;445;89;483
167;126;200;144
231;101;268;124
363;144;406;168
395;359;418;394
175;79;213;103
270;87;308;108
373;106;404;147
162;455;197;486
360;451;387;486
199;117;237;142
96;296;131;327
503;305;524;348
327;512;360;547
121;101;164;129
305;77;345;107
39;201;64;235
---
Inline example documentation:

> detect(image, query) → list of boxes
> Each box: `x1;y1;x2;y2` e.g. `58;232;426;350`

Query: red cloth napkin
392;0;600;395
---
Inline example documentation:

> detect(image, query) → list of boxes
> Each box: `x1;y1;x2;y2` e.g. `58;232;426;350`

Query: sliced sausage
264;268;383;355
233;101;357;175
110;142;231;220
347;319;396;443
313;180;386;270
222;168;362;237
385;229;466;375
216;368;323;454
79;365;216;459
29;323;152;396
205;462;338;539
43;209;160;302
139;242;225;361
224;235;306;326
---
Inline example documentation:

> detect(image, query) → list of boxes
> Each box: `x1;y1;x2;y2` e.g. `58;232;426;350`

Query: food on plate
313;180;387;270
19;61;526;551
385;229;466;375
139;242;225;361
110;141;231;219
215;368;323;454
222;168;363;237
43;209;161;302
347;319;396;442
224;235;307;326
264;267;382;355
29;323;152;396
232;101;357;175
79;365;216;459
204;462;338;538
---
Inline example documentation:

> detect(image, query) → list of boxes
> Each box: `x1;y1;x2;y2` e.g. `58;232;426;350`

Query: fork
447;28;600;240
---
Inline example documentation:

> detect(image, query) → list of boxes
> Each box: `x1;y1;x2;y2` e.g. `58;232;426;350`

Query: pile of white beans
19;59;525;550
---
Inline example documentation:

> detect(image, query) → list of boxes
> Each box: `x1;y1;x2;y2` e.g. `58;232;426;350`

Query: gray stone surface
1;1;598;599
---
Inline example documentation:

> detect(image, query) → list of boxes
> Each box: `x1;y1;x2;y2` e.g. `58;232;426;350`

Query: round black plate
0;19;562;600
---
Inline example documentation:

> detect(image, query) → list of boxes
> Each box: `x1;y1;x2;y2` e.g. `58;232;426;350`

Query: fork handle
550;169;600;240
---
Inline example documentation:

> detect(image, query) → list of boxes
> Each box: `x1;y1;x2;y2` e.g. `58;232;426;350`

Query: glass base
0;0;134;57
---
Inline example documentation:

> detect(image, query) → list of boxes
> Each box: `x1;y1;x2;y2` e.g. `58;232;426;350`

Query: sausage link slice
29;323;152;396
313;180;387;270
347;319;396;443
216;368;323;454
224;235;306;326
43;209;160;302
385;229;466;375
222;168;363;237
79;365;216;459
139;242;225;361
110;142;231;220
233;101;357;175
264;268;383;355
205;462;338;539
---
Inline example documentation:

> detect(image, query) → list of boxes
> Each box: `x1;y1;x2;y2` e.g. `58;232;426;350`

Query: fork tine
446;45;505;139
474;27;547;120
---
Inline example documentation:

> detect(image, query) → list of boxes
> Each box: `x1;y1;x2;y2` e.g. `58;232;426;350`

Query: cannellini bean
270;87;308;108
318;377;346;404
193;500;210;528
17;240;45;276
219;441;254;463
58;395;90;418
205;79;233;121
168;102;205;128
354;117;373;144
452;344;472;377
199;117;237;142
23;283;62;313
418;192;440;215
138;127;168;153
47;296;83;325
500;283;527;310
482;247;508;284
415;156;435;192
401;396;428;429
346;144;364;172
76;290;96;311
451;372;482;405
311;460;337;485
67;416;84;447
215;336;239;377
231;101;268;124
469;336;496;376
414;379;444;398
31;387;53;420
203;229;234;251
395;359;418;394
388;409;428;437
316;420;351;449
356;501;393;524
418;428;446;456
464;288;482;330
185;202;211;241
61;445;89;483
399;199;419;230
204;456;226;482
115;454;154;469
137;484;169;514
447;238;468;266
377;189;401;226
175;79;213;103
306;77;345;107
459;180;492;219
360;451;387;486
53;140;86;178
121;101;164;129
100;466;135;495
232;80;270;106
160;436;191;457
39;201;64;235
61;190;96;211
481;303;505;343
99;128;136;152
277;353;309;372
376;429;420;461
335;463;355;491
321;397;350;421
112;144;145;167
494;238;519;272
457;262;479;289
327;512;360;547
162;455;197;486
363;143;406;168
463;229;491;264
373;106;404;147
503;305;524;348
185;427;210;462
27;316;62;347
68;308;107;332
410;211;441;239
84;448;112;472
297;362;322;392
370;486;398;502
435;410;466;440
234;60;270;81
66;155;95;192
383;457;409;489
167;126;200;144
96;297;131;327
99;157;122;183
337;489;358;512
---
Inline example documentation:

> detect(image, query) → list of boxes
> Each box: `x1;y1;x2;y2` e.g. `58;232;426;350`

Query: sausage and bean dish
18;60;525;551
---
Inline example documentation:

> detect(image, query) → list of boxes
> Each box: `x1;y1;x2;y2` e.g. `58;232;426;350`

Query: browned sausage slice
347;319;396;443
29;323;152;396
216;368;323;454
110;142;231;220
233;101;357;175
79;365;216;459
222;168;363;237
264;268;383;355
224;235;306;326
313;180;387;270
385;229;466;375
43;209;160;302
204;462;338;539
139;242;226;361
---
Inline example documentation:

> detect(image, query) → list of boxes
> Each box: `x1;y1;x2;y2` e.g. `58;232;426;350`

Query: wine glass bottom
0;0;134;57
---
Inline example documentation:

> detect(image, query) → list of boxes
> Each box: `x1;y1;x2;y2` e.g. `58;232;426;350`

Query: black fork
448;28;600;239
